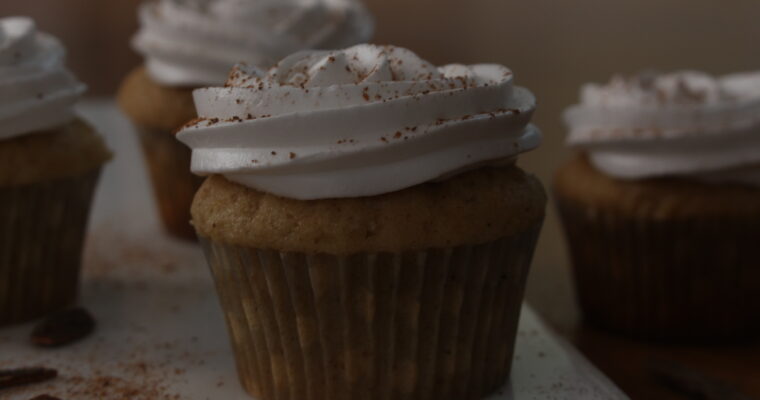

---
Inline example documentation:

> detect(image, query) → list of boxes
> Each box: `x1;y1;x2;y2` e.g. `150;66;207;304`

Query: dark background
3;0;760;332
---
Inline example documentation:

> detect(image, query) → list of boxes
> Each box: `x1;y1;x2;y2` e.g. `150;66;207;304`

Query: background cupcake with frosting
117;0;374;240
0;17;111;326
556;71;760;341
178;44;546;400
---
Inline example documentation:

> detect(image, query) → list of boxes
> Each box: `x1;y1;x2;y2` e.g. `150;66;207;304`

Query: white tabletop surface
0;101;628;400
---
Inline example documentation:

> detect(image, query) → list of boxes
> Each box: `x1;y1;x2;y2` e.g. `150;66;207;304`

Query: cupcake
178;45;546;400
557;71;760;341
117;0;374;240
0;17;111;326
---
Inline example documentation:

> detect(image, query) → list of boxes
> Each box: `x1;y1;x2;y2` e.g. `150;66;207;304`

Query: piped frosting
565;70;760;185
132;0;374;86
0;17;86;140
178;44;540;199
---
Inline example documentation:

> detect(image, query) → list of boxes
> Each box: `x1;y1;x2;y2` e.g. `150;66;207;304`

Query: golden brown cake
193;167;545;254
117;66;201;240
0;119;111;186
555;156;760;219
117;66;196;132
180;45;546;400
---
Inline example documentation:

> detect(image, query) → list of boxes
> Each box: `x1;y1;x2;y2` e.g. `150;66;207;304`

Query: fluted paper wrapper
0;170;100;326
557;197;760;341
137;126;203;240
200;226;541;400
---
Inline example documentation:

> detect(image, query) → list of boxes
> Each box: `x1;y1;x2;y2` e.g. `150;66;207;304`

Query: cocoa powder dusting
173;118;206;135
49;366;181;400
1;229;228;400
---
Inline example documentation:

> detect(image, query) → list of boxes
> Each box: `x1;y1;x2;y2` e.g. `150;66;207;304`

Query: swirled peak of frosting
564;70;760;185
132;0;374;87
0;17;86;140
177;44;540;200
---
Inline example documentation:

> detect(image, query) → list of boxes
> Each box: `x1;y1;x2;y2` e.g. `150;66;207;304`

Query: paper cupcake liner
199;225;541;400
557;196;760;341
137;126;203;240
0;169;101;326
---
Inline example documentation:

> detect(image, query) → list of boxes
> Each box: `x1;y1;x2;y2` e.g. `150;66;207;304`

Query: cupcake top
132;0;374;87
0;17;86;140
177;44;540;200
192;166;546;252
565;71;760;186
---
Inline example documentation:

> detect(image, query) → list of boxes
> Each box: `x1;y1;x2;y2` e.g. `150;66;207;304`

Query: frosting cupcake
179;44;546;400
557;71;760;340
117;0;374;240
0;17;111;326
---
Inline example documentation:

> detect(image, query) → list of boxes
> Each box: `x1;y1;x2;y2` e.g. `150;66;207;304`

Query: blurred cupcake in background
556;71;760;341
117;0;374;240
0;17;111;326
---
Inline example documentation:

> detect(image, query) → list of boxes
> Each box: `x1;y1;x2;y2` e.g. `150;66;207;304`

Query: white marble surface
0;101;628;400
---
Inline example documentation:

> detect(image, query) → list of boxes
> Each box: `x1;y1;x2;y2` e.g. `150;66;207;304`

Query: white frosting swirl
0;17;86;140
564;71;760;186
177;44;540;200
132;0;374;87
